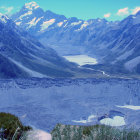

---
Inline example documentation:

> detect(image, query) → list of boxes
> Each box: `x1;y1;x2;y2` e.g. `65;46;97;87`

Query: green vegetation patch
0;112;31;140
51;124;140;140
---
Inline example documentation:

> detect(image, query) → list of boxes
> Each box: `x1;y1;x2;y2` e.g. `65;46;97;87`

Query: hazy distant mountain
0;13;79;78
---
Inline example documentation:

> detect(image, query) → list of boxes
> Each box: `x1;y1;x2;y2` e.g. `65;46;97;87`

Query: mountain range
0;1;140;77
11;2;118;55
0;13;81;78
11;1;140;76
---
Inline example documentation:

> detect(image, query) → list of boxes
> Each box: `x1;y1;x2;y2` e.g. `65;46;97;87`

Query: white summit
25;1;40;10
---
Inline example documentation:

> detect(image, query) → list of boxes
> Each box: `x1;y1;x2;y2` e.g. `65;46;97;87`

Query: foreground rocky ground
0;78;140;132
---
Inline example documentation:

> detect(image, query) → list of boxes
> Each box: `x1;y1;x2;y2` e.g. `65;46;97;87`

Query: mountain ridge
0;14;82;78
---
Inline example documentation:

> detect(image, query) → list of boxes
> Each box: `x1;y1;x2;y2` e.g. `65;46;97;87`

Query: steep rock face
0;13;77;78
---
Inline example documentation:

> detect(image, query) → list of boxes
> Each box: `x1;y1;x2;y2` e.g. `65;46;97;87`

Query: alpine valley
0;1;140;139
11;1;140;77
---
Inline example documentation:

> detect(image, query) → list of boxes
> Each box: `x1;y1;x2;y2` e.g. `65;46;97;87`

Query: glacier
63;55;98;66
116;105;140;110
100;116;125;127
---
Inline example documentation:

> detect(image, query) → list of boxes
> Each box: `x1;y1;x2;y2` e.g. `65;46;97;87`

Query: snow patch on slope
72;115;96;124
16;22;21;25
71;21;82;26
76;21;89;31
27;17;36;28
27;17;43;28
57;22;63;27
41;19;55;31
116;105;140;110
19;11;32;20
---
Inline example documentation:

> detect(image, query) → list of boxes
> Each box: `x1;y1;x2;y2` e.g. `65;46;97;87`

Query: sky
0;0;140;21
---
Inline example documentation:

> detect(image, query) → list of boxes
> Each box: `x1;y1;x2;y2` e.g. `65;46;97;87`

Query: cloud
117;7;129;16
131;7;140;15
104;13;111;18
115;6;140;17
0;6;14;14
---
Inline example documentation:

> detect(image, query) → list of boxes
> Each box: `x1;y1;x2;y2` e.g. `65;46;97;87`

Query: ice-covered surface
72;115;96;124
41;19;55;31
57;22;63;27
16;22;21;25
19;11;33;20
27;17;37;28
27;17;43;28
71;21;82;26
117;105;140;110
100;116;125;127
63;55;98;66
76;21;89;31
0;78;140;132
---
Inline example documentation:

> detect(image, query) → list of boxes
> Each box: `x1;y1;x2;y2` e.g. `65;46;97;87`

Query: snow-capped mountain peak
24;1;39;10
0;13;9;23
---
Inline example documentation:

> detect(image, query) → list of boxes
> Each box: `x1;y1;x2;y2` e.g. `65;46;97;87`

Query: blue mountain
0;13;79;78
11;2;140;75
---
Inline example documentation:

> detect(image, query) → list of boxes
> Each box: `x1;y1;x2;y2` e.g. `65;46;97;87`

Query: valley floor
0;78;140;132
